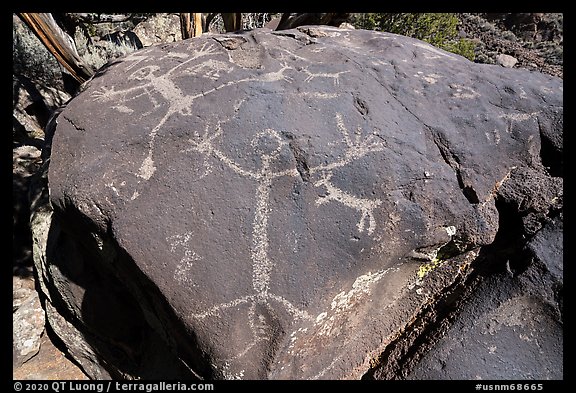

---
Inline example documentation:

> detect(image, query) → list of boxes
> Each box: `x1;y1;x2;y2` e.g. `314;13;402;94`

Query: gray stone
496;53;518;68
30;158;194;380
13;276;35;311
13;75;69;143
43;26;562;379
13;291;45;367
403;194;562;380
132;13;182;47
496;166;562;236
13;13;71;147
13;333;89;380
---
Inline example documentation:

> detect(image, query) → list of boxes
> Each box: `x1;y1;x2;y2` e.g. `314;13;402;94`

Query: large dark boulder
406;214;563;380
38;26;562;379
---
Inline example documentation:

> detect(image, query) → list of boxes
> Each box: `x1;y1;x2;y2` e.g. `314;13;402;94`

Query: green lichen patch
417;256;443;279
416;238;466;279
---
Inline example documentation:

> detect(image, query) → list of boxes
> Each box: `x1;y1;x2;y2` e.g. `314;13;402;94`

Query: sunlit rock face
43;26;562;379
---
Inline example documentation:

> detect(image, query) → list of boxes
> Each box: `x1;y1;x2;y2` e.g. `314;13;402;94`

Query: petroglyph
113;104;134;114
315;172;382;235
105;179;141;201
91;44;360;192
255;62;294;83
91;48;297;191
308;46;326;54
315;265;400;337
276;48;310;64
414;71;442;84
48;25;565;380
302;66;350;85
450;83;481;99
220;362;245;380
299;91;341;99
498;111;540;122
498;111;540;135
309;113;386;175
93;41;388;369
177;113;386;366
183;58;234;80
168;231;201;285
486;128;501;145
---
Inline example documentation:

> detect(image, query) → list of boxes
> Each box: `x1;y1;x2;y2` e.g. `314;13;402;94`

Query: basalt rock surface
38;26;562;379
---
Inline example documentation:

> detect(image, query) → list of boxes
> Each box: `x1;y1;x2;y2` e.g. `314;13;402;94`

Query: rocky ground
12;13;562;380
13;146;88;380
458;13;563;78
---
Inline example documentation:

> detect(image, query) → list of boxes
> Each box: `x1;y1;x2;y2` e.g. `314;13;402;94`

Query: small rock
13;292;45;367
13;333;89;380
13;284;34;311
339;22;355;30
132;13;181;47
496;53;518;68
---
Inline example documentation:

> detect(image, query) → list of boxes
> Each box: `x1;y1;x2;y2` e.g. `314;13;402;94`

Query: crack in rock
63;116;86;132
353;95;369;116
427;126;480;204
212;36;247;50
282;131;310;182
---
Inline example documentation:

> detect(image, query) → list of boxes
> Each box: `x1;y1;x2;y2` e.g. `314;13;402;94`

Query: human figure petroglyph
92;43;219;102
92;51;297;184
92;40;388;365
180;126;314;360
176;113;386;364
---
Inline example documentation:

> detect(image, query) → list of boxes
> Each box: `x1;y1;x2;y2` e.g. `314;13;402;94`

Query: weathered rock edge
37;26;562;379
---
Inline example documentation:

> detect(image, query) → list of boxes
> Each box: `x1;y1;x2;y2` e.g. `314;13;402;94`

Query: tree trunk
222;13;242;32
18;13;94;83
192;13;204;37
181;13;206;38
180;13;192;39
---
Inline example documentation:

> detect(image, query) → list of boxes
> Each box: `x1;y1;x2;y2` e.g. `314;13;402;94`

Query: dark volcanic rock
42;26;562;379
406;216;563;380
